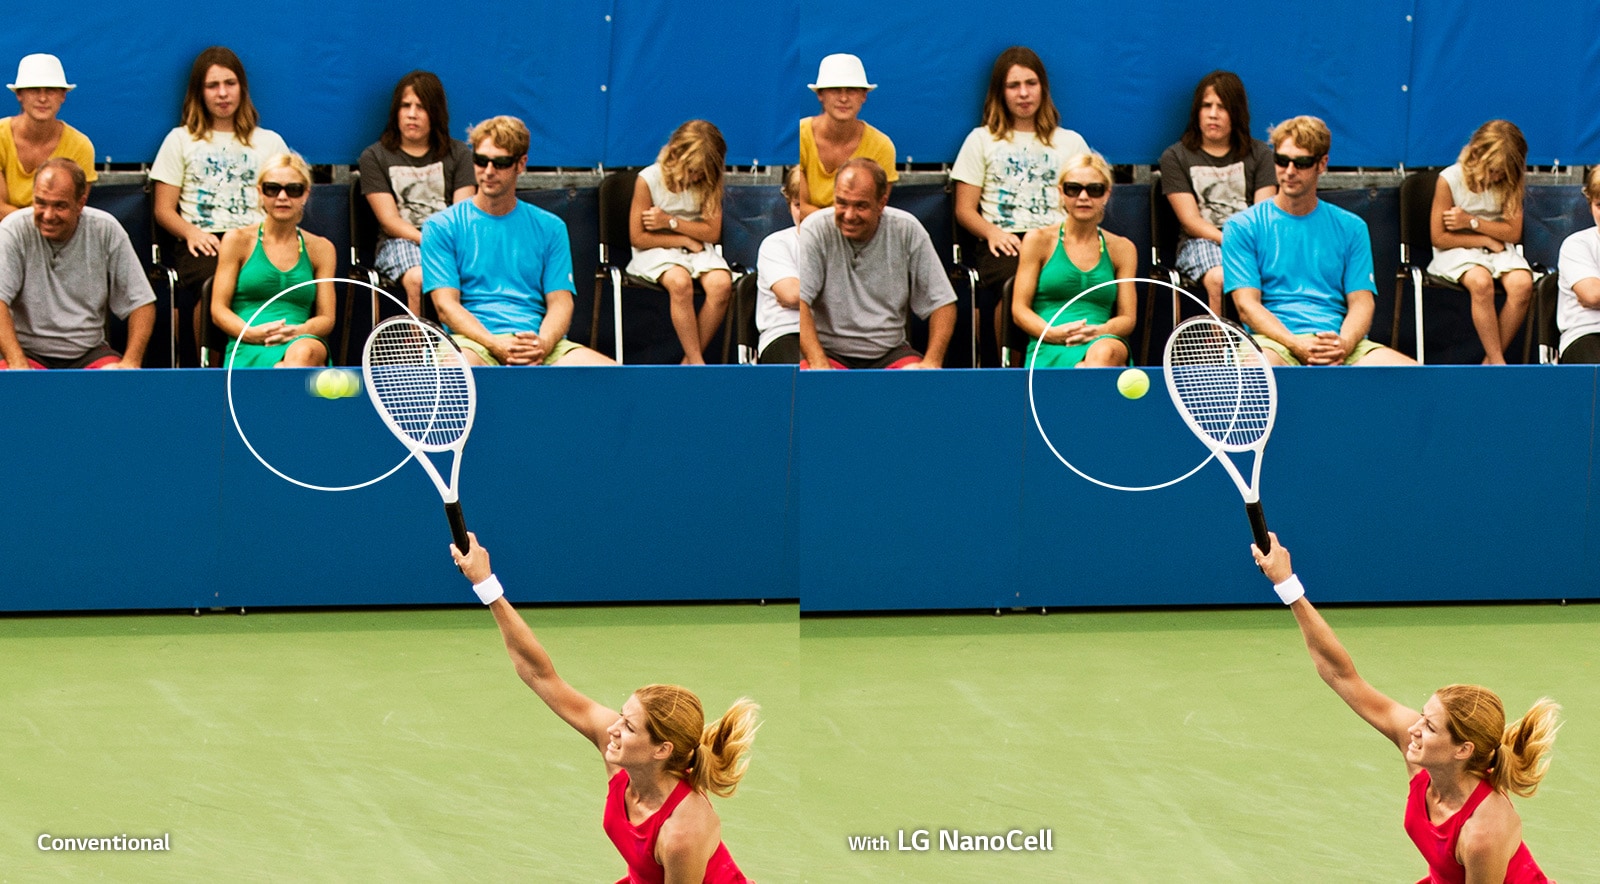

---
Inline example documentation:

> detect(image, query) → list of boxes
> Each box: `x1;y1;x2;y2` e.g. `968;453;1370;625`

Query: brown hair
1180;71;1253;160
181;47;259;145
980;47;1061;147
1436;685;1561;798
35;157;87;200
380;71;453;161
837;157;887;201
657;119;726;217
634;685;760;798
1458;120;1528;218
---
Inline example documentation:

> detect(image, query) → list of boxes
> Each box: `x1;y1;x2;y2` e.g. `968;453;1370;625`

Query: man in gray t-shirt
797;159;957;369
0;159;156;368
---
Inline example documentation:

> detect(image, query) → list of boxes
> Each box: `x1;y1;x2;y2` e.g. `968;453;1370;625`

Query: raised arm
1252;533;1418;760
452;533;618;755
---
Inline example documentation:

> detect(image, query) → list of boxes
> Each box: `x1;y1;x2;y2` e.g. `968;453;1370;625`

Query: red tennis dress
1403;770;1547;883
602;770;747;884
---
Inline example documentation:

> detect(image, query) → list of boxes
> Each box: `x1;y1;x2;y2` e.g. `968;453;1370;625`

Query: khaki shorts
1252;334;1385;366
453;334;584;366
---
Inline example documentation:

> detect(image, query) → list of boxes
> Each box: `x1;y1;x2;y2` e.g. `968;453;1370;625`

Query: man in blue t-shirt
1222;116;1414;366
421;115;612;366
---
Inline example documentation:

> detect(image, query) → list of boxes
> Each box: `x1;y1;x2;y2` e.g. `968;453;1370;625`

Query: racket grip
1246;501;1271;553
445;501;470;555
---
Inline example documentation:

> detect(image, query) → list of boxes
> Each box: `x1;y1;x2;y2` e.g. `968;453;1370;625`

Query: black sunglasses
260;182;307;198
1061;182;1108;198
472;153;522;169
1273;153;1323;170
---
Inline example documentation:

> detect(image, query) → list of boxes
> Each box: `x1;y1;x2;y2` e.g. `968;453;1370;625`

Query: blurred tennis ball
309;368;361;399
1117;368;1149;400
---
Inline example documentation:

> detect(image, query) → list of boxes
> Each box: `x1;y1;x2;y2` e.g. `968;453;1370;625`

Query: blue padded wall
1;366;1596;613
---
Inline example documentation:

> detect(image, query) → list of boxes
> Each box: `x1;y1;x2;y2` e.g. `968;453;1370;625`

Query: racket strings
1168;328;1273;447
368;328;472;447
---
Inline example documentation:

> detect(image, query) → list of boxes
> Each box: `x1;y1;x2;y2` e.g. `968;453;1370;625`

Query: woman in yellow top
1;54;97;218
797;53;897;218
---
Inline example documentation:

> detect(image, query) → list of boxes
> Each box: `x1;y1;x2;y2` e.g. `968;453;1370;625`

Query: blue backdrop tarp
6;1;1596;167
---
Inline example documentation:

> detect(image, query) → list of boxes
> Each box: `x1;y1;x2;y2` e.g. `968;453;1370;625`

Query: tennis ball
337;370;361;398
310;369;342;399
1117;368;1150;400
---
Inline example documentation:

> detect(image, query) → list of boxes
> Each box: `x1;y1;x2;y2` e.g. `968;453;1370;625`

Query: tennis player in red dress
453;533;759;882
1254;533;1560;883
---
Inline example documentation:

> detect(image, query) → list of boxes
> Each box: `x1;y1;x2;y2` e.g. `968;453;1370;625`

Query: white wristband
472;574;504;605
1273;574;1305;605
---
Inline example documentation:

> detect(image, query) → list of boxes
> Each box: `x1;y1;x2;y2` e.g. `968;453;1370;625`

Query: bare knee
1080;339;1128;367
279;339;327;367
660;270;693;300
1460;269;1495;299
1502;270;1533;301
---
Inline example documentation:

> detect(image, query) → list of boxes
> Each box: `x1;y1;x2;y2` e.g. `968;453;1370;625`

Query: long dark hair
379;70;453;161
181;46;259;145
1180;70;1252;160
980;47;1060;147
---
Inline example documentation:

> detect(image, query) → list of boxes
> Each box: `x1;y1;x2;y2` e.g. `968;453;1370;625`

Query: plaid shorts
1175;237;1223;283
374;237;422;282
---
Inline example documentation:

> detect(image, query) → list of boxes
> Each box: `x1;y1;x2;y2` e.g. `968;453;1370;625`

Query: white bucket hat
8;54;75;92
808;54;876;92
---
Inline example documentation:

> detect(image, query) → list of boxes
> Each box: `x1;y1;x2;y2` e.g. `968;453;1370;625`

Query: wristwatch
1469;217;1480;230
668;217;679;230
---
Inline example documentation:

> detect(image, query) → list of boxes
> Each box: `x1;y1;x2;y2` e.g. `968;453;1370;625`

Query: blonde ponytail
1490;697;1562;798
688;698;761;798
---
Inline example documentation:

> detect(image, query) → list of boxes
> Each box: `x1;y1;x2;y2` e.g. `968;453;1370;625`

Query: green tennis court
4;601;1594;881
1;604;799;881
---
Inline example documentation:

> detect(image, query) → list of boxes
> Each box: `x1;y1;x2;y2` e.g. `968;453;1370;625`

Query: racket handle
445;501;470;555
1246;501;1271;553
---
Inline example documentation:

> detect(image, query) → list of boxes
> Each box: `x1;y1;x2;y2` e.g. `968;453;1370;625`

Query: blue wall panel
8;2;1596;168
1407;0;1600;166
2;340;1598;615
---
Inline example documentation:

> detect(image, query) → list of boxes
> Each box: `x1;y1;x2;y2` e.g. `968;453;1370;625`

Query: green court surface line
0;605;799;882
797;604;1598;883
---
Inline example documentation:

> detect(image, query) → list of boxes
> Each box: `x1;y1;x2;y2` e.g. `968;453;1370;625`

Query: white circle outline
1025;276;1222;492
225;277;417;492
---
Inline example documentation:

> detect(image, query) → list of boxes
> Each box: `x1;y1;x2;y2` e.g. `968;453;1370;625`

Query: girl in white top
1556;166;1600;364
626;120;733;365
1426;120;1532;365
951;47;1088;360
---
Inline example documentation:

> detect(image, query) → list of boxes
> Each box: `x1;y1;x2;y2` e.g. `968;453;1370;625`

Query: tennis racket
1162;316;1278;552
362;316;477;553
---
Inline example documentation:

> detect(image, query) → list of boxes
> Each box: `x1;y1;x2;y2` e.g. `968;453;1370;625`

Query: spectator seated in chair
797;158;956;370
1;53;97;219
1556;165;1600;364
358;70;475;316
0;159;155;369
797;53;897;220
753;166;808;365
421;115;612;367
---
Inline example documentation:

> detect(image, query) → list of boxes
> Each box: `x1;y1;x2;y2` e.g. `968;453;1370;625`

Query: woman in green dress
210;151;336;367
1011;151;1137;367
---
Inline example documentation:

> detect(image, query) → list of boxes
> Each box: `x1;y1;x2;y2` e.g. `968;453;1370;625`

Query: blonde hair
467;115;530;159
1057;151;1113;187
658;120;726;216
1459;120;1527;217
780;165;807;204
634;684;760;799
1269;116;1331;160
1436;685;1561;798
256;152;312;187
1584;166;1600;203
